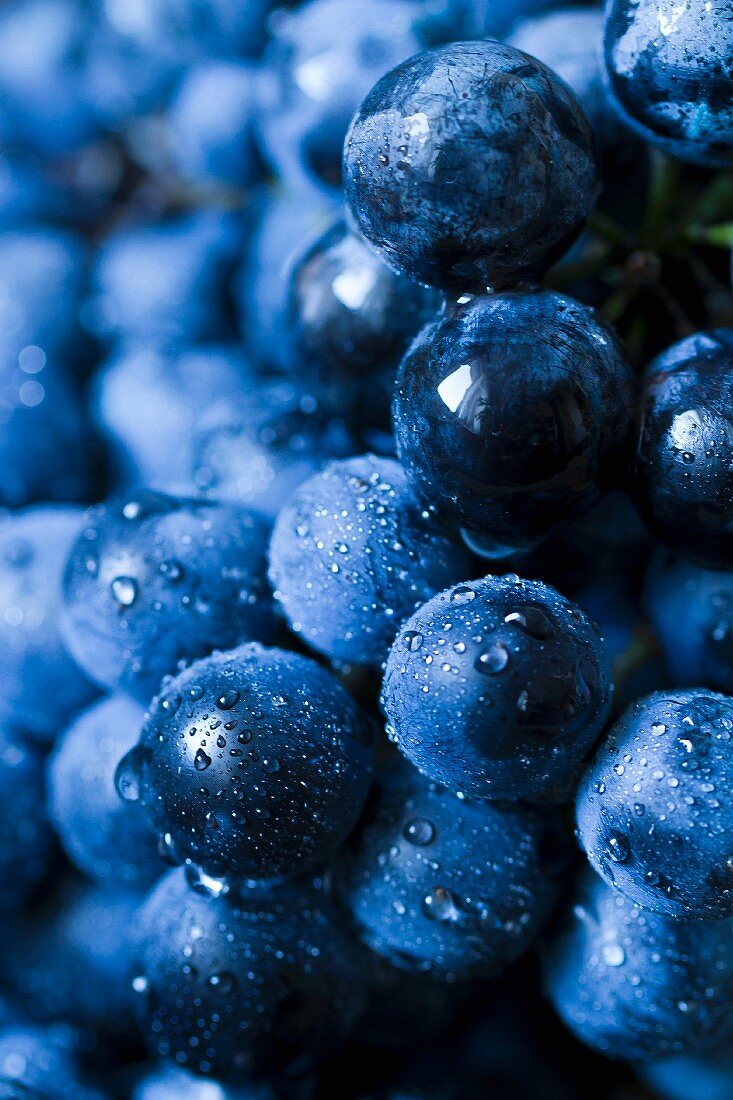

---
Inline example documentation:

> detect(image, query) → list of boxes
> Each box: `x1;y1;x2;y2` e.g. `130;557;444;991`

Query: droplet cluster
545;872;733;1060
336;764;564;980
60;488;278;702
382;574;613;800
132;868;368;1081
118;642;374;883
269;454;472;665
576;689;733;920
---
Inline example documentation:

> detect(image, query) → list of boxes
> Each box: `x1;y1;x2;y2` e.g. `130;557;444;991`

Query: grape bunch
0;1;730;1098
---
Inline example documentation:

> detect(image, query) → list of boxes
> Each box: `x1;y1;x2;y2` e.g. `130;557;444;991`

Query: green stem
640;150;682;249
685;221;733;248
687;171;733;226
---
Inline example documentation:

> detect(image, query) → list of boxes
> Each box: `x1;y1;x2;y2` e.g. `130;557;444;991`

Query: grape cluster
0;2;730;1099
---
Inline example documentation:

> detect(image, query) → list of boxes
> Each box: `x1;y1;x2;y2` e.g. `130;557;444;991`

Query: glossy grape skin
603;0;733;168
269;455;473;666
60;490;277;704
335;765;563;981
508;8;632;151
48;695;161;889
394;292;637;554
256;0;425;193
0;726;53;911
0;508;97;743
343;41;599;293
132;868;368;1082
645;551;733;695
92;344;253;492
90;211;243;347
576;689;733;921
285;218;441;425
545;873;733;1061
382;575;612;801
120;642;374;883
168;62;260;189
634;330;733;570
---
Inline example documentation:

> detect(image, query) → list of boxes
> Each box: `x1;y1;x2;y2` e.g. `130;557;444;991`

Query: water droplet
208;971;237;995
504;606;552;639
216;690;240;710
402;630;423;652
111;575;138;607
122;500;141;520
602;943;625;967
403;818;435;846
451;585;476;604
651;722;666;736
132;975;148;993
115;748;142;802
160;559;184;582
194;748;212;771
607;834;630;862
160;693;181;715
185;863;229;897
475;643;509;675
422;886;460;922
158;833;181;865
